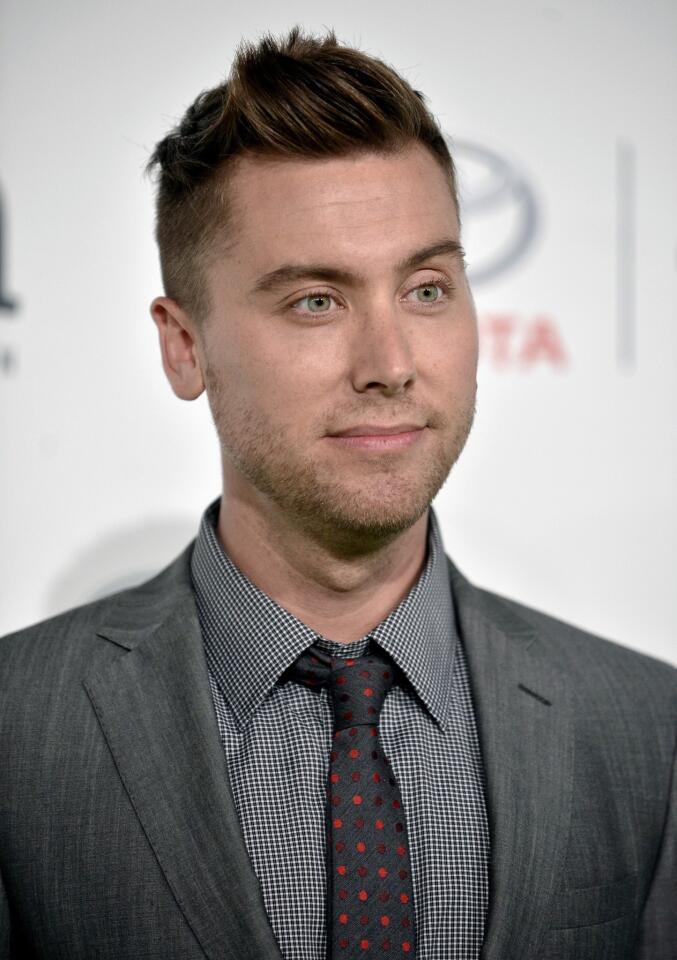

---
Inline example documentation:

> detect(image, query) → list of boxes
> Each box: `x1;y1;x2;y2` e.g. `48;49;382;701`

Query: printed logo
453;139;539;285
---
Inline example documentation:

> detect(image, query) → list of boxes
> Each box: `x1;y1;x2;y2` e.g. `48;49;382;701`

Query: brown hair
146;25;459;322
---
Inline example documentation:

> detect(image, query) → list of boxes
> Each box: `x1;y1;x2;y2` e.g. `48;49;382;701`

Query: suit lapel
83;552;283;960
447;558;575;960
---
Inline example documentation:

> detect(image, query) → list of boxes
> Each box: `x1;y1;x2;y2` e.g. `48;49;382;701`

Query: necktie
286;642;417;957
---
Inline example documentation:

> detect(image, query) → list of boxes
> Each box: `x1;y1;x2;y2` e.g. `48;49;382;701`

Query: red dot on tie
358;866;367;877
397;846;406;856
364;687;374;697
349;727;358;736
377;843;386;854
360;670;370;678
332;796;341;806
350;748;360;759
380;916;390;927
392;799;401;809
370;729;378;738
339;913;349;924
358;890;369;901
383;671;391;679
339;935;348;947
399;893;409;903
382;939;391;949
352;772;361;781
378;867;388;878
356;841;366;852
353;795;363;805
346;659;356;667
343;712;354;721
375;819;385;829
379;892;390;902
337;865;347;875
401;917;410;928
339;889;348;900
360;939;370;950
402;941;411;952
373;773;381;783
399;869;408;880
334;818;343;828
331;773;340;784
336;676;347;686
355;817;365;828
359;915;369;926
336;841;345;852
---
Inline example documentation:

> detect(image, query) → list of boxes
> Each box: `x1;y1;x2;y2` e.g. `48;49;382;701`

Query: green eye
305;295;332;312
415;285;440;303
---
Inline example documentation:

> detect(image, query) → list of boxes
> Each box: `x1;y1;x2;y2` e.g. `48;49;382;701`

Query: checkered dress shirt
191;499;490;959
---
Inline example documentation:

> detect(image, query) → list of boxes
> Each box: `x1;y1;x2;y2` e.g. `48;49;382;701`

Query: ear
150;296;205;400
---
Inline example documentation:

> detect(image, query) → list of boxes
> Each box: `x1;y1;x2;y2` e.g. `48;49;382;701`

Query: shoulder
446;555;675;721
476;582;676;719
488;585;673;671
0;543;196;681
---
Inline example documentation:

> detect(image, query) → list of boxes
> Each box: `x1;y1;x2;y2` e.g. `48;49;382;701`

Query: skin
151;142;478;643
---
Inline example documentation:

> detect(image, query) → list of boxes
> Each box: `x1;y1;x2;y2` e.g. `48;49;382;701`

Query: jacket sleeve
0;864;11;958
634;739;677;958
0;865;28;960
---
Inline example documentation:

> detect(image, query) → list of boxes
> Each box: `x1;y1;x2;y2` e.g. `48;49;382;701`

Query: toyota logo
450;138;540;285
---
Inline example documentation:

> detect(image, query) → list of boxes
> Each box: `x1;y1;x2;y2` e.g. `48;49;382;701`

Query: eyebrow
250;238;466;296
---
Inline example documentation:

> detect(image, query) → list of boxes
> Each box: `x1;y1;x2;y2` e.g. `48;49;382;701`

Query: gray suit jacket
0;545;674;959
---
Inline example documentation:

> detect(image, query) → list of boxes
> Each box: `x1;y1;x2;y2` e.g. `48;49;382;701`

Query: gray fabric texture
0;534;675;959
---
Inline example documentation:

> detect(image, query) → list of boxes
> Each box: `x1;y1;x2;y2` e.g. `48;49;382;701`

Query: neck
216;482;429;645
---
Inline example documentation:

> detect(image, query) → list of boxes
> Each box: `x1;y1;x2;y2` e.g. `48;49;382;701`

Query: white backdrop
1;0;675;665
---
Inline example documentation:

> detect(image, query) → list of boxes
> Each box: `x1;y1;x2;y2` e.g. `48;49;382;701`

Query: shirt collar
191;498;458;733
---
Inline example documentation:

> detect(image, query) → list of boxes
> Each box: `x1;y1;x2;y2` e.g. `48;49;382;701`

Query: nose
350;310;417;396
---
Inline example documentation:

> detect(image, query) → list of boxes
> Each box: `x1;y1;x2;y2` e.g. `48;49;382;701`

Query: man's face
198;143;478;544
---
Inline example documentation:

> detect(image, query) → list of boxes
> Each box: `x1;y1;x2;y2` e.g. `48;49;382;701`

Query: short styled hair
146;26;459;323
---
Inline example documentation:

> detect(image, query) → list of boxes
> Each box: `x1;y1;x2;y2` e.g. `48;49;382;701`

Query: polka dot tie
287;643;417;958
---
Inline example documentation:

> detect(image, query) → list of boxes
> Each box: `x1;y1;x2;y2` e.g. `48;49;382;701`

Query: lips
330;423;424;437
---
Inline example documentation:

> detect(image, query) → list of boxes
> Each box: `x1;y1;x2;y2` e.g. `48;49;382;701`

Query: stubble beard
205;364;476;550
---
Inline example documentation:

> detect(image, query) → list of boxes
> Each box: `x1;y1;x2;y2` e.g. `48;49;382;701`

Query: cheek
453;325;479;384
220;324;338;421
420;317;478;393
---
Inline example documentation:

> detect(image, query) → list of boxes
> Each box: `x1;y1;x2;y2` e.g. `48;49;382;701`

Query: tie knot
286;644;395;731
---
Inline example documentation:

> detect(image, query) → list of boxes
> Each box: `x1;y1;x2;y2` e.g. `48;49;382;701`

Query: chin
329;504;427;538
293;477;439;545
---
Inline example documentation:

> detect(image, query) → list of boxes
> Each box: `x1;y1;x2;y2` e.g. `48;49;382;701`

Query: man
0;25;674;960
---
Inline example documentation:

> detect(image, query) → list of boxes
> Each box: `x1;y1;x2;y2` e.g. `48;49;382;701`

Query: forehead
220;144;459;272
